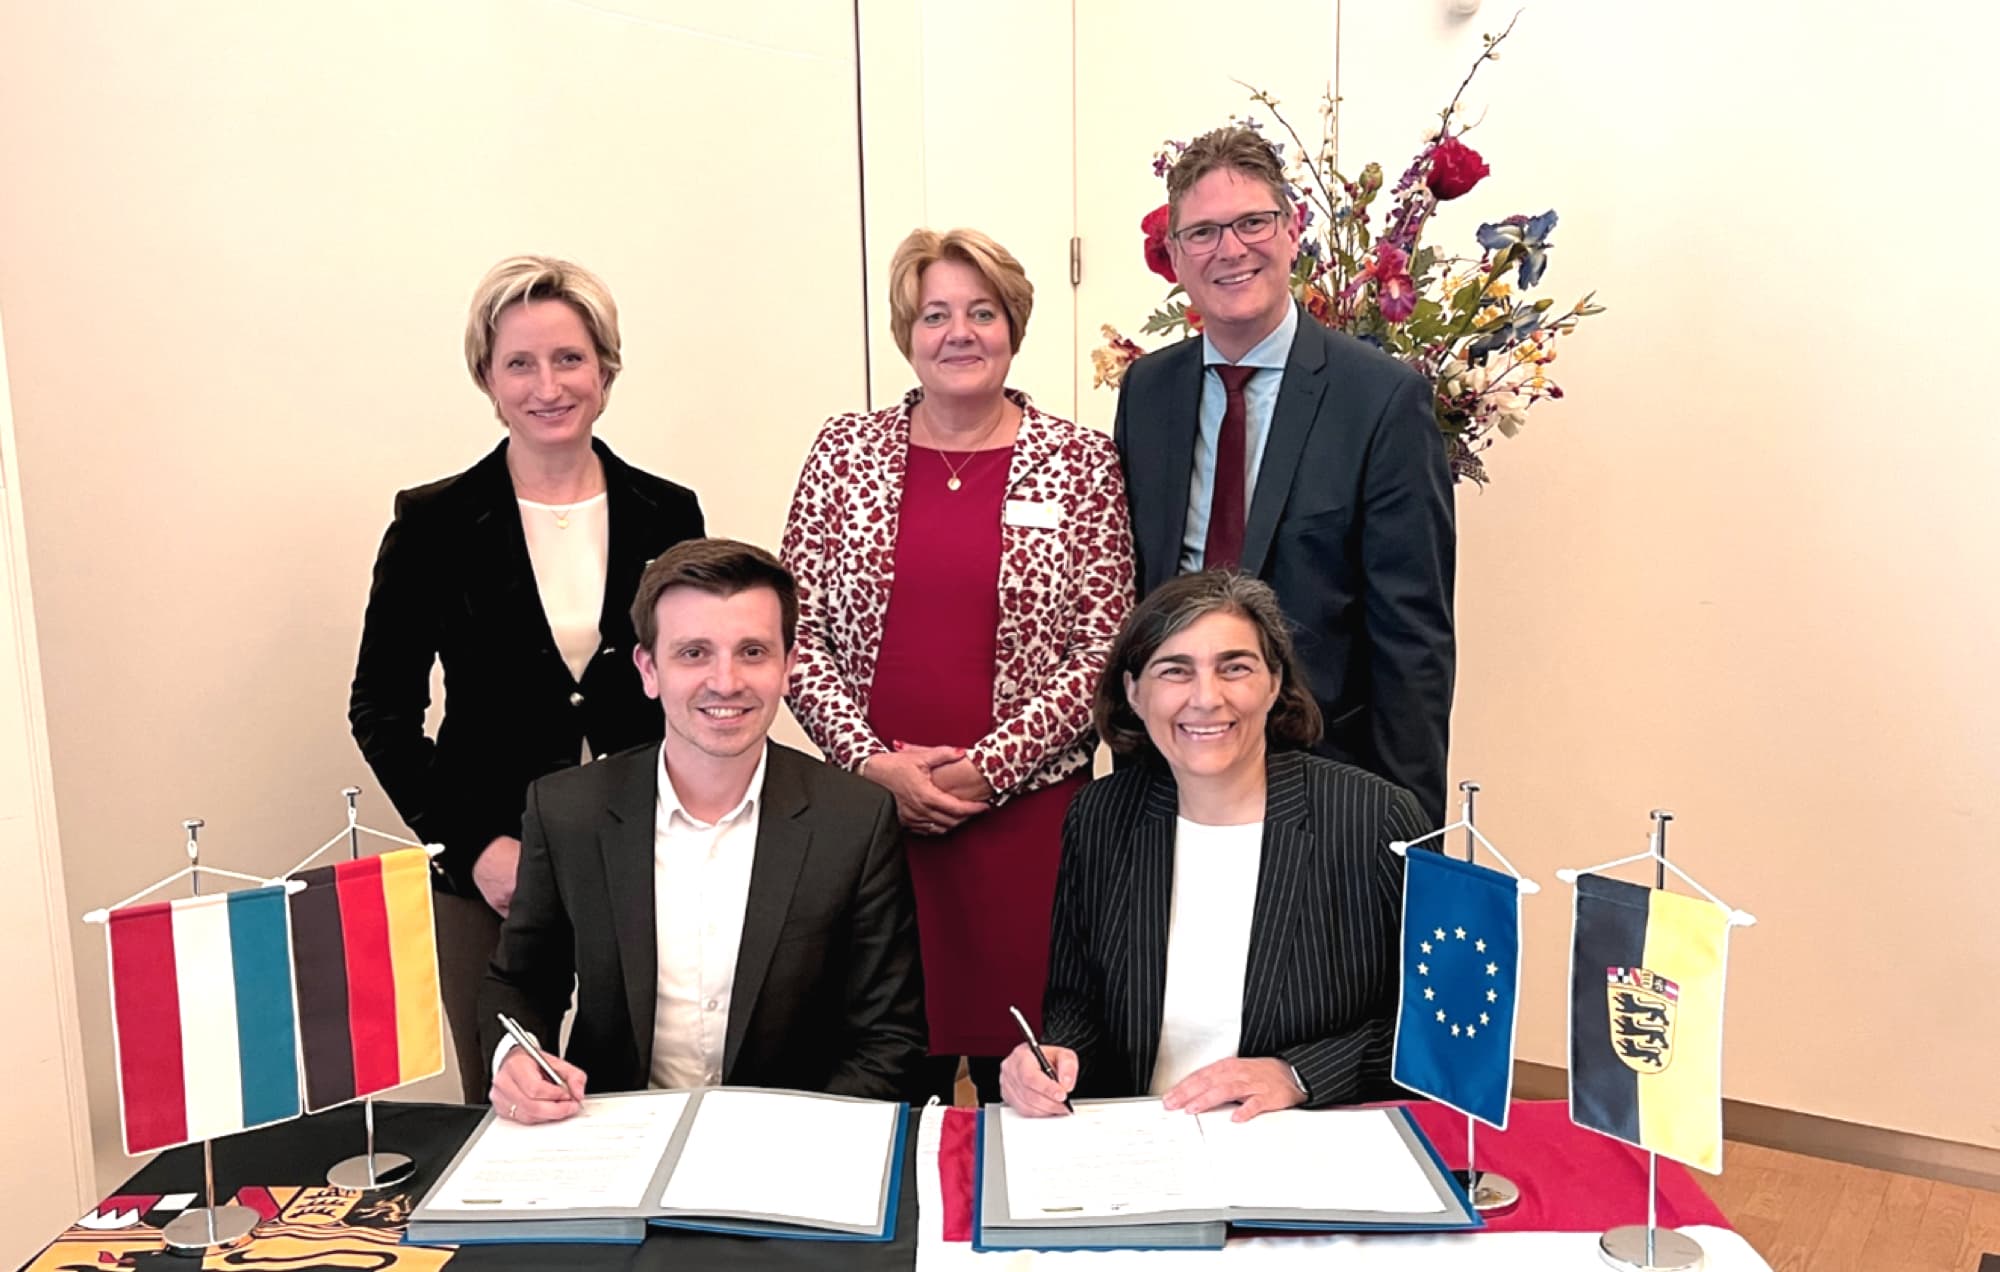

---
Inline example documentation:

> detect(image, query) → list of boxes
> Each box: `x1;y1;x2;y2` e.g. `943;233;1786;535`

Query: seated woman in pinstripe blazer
1000;571;1429;1121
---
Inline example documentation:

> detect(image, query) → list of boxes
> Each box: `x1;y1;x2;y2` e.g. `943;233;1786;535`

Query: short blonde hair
463;255;623;394
887;228;1034;358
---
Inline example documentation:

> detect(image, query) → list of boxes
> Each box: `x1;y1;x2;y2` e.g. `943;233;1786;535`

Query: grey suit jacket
1040;750;1426;1106
1113;306;1456;824
479;741;927;1100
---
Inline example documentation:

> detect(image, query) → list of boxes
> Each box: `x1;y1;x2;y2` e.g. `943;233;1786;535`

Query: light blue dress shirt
1178;303;1302;572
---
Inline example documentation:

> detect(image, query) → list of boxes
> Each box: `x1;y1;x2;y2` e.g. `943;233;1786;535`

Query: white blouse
517;492;609;685
1149;817;1264;1095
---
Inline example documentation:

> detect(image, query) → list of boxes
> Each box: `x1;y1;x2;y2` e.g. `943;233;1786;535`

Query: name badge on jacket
1003;499;1061;530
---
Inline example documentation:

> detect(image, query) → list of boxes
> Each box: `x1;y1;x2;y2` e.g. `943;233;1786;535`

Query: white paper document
1000;1100;1212;1219
426;1091;690;1212
1198;1106;1447;1214
1001;1100;1447;1220
658;1088;897;1227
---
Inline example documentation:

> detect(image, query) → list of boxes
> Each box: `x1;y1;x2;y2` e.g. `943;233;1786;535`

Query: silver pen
497;1012;574;1097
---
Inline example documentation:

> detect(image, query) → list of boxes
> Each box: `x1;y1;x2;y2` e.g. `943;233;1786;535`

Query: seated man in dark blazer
482;539;926;1122
1113;125;1457;825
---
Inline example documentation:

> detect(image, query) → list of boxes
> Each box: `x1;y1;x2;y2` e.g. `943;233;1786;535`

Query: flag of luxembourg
104;885;302;1155
1392;848;1524;1129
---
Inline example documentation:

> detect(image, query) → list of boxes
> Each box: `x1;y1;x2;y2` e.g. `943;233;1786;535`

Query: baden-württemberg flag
1568;872;1733;1173
288;847;444;1111
1392;848;1521;1128
104;885;302;1154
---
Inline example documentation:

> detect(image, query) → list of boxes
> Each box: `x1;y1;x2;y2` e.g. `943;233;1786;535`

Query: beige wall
0;306;95;1268
1328;1;1999;1148
4;0;1996;1213
0;0;866;1190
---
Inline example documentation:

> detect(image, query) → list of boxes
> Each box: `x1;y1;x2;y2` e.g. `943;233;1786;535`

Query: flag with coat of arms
1392;847;1523;1129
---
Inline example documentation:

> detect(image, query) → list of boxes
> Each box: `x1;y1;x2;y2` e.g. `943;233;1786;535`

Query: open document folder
405;1087;908;1245
976;1098;1480;1251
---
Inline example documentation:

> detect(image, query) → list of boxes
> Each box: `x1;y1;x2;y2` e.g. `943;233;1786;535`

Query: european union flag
1392;848;1522;1128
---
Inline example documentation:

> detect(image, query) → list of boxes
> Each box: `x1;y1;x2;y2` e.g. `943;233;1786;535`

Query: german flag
288;848;443;1110
1568;873;1733;1173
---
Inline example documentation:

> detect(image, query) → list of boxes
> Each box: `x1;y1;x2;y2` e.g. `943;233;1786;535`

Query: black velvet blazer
348;438;703;897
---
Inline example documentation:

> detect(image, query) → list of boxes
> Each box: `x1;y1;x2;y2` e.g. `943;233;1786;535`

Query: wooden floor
1699;1141;2000;1272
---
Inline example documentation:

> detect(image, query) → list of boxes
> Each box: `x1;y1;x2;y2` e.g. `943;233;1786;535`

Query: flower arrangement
1092;14;1603;483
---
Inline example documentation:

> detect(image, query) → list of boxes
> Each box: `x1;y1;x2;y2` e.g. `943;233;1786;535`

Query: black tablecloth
24;1101;920;1272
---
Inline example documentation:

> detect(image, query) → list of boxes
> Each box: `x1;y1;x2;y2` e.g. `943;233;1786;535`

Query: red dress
867;444;1085;1058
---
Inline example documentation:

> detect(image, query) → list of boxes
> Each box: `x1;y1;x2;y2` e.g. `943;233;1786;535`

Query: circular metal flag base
161;1204;259;1253
1454;1168;1521;1215
327;1151;416;1192
1598;1224;1705;1271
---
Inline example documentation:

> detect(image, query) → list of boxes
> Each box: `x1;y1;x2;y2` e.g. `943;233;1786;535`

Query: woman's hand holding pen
999;1042;1078;1117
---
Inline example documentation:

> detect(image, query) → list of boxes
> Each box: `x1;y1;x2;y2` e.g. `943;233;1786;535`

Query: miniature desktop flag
288;847;444;1111
1568;872;1733;1173
104;884;302;1154
1392;848;1522;1128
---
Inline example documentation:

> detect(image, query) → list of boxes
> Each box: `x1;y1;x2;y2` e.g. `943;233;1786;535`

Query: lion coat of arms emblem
1606;966;1678;1074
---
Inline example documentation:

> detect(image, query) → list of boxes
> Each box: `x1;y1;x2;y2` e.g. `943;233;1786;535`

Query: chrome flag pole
160;818;261;1253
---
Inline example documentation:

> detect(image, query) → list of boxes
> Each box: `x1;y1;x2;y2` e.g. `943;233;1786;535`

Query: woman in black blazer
349;256;703;1100
1000;571;1426;1121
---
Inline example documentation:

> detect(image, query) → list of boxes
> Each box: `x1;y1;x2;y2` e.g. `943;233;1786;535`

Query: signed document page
657;1089;896;1228
999;1100;1214;1220
1198;1106;1446;1214
426;1091;690;1212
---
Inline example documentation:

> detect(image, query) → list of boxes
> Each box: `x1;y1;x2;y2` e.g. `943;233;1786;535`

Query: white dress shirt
650;745;766;1090
493;745;767;1091
1178;301;1302;571
1149;817;1264;1094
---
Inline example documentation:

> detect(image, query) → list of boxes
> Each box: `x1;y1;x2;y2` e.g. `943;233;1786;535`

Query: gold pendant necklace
917;400;1010;491
552;503;574;529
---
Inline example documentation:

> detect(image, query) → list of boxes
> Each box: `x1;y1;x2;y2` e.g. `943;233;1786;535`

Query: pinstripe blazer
1040;749;1427;1107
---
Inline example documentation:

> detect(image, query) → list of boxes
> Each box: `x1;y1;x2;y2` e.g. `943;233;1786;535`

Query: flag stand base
161;1205;259;1252
1454;1168;1521;1215
328;1151;415;1191
1598;1224;1704;1270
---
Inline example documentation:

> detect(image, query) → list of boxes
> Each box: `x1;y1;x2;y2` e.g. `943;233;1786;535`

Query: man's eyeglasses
1172;210;1287;256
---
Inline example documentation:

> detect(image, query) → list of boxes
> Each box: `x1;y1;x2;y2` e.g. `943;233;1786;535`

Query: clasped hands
861;742;994;836
490;1046;589;1124
999;1045;1306;1123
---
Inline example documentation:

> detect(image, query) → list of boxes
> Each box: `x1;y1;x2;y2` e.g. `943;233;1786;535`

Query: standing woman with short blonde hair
782;227;1135;1105
350;255;704;1101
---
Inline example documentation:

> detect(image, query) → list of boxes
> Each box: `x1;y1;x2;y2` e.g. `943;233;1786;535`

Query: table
23;1100;916;1272
24;1100;1775;1272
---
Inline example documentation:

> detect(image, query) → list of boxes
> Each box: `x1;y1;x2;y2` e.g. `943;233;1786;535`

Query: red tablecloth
938;1099;1730;1241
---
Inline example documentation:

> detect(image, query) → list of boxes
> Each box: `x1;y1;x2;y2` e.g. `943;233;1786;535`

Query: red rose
1426;137;1490;201
1141;204;1177;283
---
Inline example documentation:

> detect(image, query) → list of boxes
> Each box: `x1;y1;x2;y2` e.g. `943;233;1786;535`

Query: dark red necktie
1203;364;1258;571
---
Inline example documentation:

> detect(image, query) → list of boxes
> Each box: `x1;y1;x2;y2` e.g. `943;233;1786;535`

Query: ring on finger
510;1102;519;1119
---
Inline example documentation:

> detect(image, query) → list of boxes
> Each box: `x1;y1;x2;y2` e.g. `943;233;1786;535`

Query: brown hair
1165;126;1291;233
464;255;622;395
886;227;1035;357
629;539;799;653
1094;571;1323;759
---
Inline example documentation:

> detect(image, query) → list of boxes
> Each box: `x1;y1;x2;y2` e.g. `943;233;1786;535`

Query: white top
517;492;609;683
650;744;766;1090
1149;817;1264;1095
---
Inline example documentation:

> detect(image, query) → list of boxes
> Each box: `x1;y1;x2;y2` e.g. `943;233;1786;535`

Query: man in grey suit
482;539;926;1121
1113;126;1457;825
